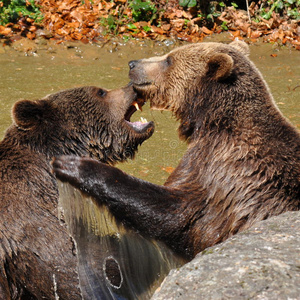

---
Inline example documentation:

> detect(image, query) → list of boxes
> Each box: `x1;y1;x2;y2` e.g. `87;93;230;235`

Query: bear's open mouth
124;97;154;134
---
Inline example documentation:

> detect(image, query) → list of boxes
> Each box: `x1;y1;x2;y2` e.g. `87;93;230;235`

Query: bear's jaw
125;119;154;134
130;83;156;109
123;96;155;137
131;81;153;89
133;85;181;116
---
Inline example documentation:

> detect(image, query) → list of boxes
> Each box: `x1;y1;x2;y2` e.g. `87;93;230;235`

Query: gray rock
152;211;300;300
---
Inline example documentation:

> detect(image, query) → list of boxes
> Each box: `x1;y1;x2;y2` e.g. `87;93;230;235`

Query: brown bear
0;85;154;299
53;41;300;261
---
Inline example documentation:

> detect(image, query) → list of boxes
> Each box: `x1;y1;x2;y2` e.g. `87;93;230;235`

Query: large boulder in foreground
152;211;300;300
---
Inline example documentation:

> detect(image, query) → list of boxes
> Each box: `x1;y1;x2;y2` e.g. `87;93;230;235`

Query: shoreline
0;1;299;50
1;31;299;58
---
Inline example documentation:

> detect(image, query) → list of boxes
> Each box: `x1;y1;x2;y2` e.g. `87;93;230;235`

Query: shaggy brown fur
0;86;154;299
53;41;300;260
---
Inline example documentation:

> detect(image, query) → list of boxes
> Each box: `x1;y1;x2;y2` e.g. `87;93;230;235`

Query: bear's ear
207;53;233;81
12;99;48;130
229;40;250;56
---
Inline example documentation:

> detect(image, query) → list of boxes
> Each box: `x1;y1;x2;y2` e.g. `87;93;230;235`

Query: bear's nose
128;60;138;70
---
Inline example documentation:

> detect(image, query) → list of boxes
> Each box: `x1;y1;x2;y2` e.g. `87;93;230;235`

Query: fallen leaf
161;24;171;31
26;32;36;39
0;26;12;35
151;25;164;35
201;26;213;35
251;31;262;39
161;166;175;174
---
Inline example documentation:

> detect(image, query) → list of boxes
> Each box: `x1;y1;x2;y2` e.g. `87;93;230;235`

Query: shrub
0;0;43;25
129;0;157;22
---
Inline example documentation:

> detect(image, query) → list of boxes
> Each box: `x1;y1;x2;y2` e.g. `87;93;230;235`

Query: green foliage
206;2;222;21
129;0;157;22
127;23;137;30
100;15;118;34
179;0;197;8
259;0;300;20
221;20;228;30
122;35;131;42
0;0;43;25
231;2;238;8
99;0;158;35
196;0;299;22
106;15;116;31
143;25;152;32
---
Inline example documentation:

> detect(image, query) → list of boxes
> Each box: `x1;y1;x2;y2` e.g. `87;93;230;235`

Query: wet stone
152;211;300;300
35;37;48;47
35;29;53;39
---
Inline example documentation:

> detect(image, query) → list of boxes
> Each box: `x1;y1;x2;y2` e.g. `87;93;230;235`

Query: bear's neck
164;116;299;249
176;78;288;143
166;98;300;202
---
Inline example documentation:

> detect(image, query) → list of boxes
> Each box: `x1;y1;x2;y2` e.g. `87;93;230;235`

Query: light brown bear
0;85;154;299
53;41;300;260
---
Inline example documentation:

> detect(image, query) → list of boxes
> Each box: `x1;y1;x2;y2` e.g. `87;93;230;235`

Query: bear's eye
97;89;107;97
166;56;173;67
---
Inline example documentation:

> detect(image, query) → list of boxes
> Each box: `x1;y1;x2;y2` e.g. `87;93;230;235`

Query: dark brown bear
0;85;154;299
53;41;300;261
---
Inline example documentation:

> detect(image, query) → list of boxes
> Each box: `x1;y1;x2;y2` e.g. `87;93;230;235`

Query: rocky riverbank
152;211;300;299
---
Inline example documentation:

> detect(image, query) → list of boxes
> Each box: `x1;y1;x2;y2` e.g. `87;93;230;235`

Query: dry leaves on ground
0;1;299;49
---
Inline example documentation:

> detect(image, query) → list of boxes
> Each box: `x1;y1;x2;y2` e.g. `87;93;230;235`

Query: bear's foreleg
53;156;191;258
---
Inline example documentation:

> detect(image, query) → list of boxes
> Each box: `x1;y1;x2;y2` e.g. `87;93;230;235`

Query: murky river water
1;35;299;185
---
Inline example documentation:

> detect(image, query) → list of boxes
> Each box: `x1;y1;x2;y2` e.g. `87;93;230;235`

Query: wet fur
0;86;153;299
53;42;300;260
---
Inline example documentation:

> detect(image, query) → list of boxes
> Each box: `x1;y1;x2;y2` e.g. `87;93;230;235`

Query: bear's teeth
140;117;148;124
133;102;141;111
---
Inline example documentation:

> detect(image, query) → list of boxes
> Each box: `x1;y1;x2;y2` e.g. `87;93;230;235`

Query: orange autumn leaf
151;25;164;35
67;21;80;28
161;166;175;174
201;26;213;35
70;11;84;24
26;32;36;39
229;30;241;38
0;26;12;35
0;0;298;50
70;32;83;40
250;31;262;39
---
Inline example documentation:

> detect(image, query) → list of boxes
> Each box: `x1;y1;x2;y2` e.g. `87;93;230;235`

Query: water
0;38;188;185
58;183;184;300
1;36;299;299
0;37;299;184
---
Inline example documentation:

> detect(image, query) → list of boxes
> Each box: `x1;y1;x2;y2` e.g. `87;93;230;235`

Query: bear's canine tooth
133;102;140;111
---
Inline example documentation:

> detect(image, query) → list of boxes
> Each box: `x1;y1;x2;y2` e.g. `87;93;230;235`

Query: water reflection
58;181;185;300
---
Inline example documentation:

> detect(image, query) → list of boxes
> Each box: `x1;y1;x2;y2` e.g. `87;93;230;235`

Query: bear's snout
129;65;149;86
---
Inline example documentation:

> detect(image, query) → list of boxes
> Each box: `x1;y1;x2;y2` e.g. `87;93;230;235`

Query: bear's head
10;85;154;164
129;41;272;140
